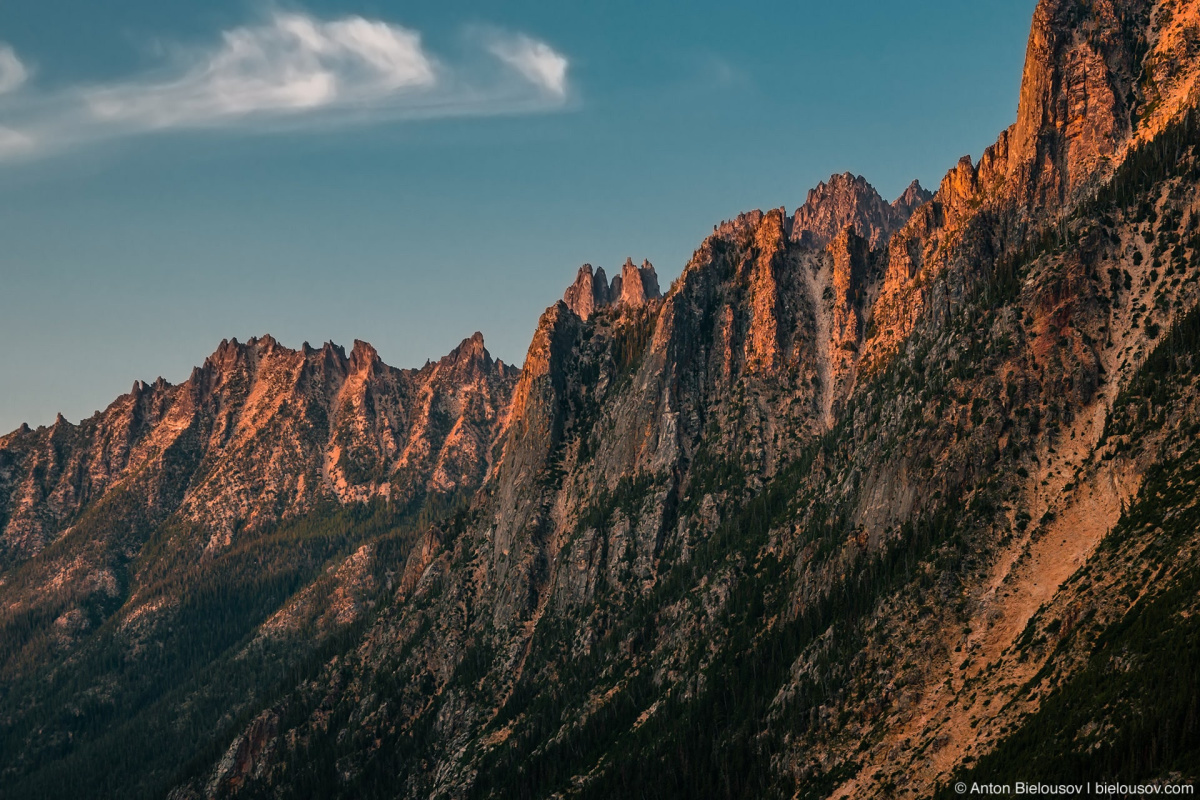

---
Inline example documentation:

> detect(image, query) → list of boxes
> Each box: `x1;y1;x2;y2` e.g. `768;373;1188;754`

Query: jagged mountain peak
321;340;348;360
791;171;916;250
563;258;661;319
709;173;926;255
811;171;874;196
202;335;409;375
438;331;496;374
0;331;521;567
247;333;279;351
891;179;933;216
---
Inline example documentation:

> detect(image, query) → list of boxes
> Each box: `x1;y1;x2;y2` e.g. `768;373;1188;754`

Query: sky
0;0;1039;434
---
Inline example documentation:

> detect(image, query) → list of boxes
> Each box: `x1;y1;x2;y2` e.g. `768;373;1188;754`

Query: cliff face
1007;0;1146;207
862;0;1200;373
4;1;1200;799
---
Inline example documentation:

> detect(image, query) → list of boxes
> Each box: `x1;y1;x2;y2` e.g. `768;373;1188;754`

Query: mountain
1;333;516;565
0;331;517;601
3;0;1200;798
790;172;931;249
0;333;518;798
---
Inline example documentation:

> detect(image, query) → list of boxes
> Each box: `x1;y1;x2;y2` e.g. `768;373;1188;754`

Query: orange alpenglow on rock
562;257;660;319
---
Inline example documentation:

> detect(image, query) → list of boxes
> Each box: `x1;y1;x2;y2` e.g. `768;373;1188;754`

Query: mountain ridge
0;332;517;570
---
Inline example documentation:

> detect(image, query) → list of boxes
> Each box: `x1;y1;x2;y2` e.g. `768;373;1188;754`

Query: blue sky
0;0;1038;433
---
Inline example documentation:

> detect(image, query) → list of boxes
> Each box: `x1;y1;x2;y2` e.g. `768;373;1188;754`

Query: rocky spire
442;331;491;372
348;339;380;374
593;266;612;307
638;260;661;298
563;260;660;319
616;258;662;308
563;264;614;321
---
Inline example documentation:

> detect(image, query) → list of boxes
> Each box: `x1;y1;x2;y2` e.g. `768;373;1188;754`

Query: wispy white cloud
0;45;28;95
86;14;437;128
486;33;569;98
0;12;571;161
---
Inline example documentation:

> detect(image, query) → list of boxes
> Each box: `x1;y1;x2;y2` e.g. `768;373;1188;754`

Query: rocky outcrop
891;179;934;219
1005;0;1147;207
617;257;661;307
562;264;612;321
207;711;280;797
791;172;929;249
562;258;661;319
825;225;871;414
744;209;789;372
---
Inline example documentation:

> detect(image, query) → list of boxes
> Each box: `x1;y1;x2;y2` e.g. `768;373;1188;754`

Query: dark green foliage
574;473;659;535
676;448;747;519
1083;108;1200;217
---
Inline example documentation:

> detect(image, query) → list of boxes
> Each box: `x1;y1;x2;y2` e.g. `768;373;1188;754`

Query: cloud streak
0;12;571;161
486;33;569;98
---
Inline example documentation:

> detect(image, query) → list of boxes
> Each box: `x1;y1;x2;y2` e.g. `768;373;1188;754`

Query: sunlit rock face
0;332;518;567
563;258;662;320
791;171;931;250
